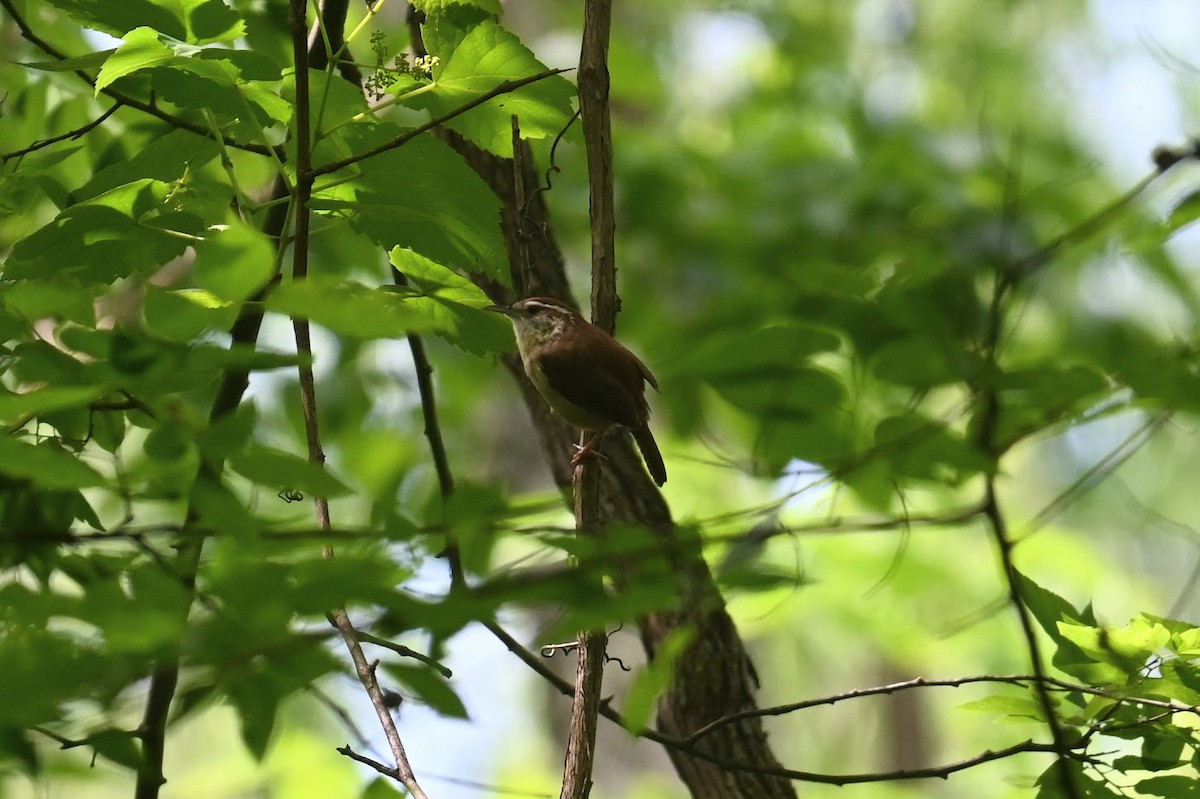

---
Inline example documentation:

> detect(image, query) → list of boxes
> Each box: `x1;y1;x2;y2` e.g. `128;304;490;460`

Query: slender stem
285;2;427;796
560;3;615;797
972;145;1083;799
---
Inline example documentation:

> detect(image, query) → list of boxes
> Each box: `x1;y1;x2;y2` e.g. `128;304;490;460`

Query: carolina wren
490;297;667;486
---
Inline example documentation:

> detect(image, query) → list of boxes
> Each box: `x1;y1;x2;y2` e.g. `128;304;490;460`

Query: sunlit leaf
411;20;576;156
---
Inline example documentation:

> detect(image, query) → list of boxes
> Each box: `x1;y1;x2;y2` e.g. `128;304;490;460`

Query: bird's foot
569;441;609;469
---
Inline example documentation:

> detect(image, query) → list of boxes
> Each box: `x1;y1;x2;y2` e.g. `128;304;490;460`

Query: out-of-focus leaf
1165;190;1200;235
0;281;95;324
1138;775;1198;797
85;729;142;771
143;287;237;341
871;335;974;387
623;627;695;733
0;439;104;489
228;446;351;497
192;215;276;302
874;414;993;483
45;0;243;44
411;0;501;13
266;278;445;339
383;663;469;719
0;387;102;424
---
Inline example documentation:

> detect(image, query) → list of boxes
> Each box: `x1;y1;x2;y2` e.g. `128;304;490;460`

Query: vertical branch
561;2;615;797
286;2;428;796
973;138;1082;799
580;0;617;333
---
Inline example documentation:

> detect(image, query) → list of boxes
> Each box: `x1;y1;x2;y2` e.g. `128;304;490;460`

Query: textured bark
406;10;795;793
454;136;797;799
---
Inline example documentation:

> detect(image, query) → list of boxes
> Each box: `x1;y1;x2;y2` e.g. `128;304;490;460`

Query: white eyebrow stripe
522;301;568;313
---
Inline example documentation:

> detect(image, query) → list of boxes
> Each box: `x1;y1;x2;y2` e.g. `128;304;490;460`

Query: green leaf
1035;760;1117;798
4;179;203;285
18;51;115;73
45;0;185;40
95;28;175;94
874;414;993;483
623;627;695;733
1140;732;1186;771
359;778;408;799
1166;190;1200;235
313;127;507;277
0;281;95;324
674;322;840;379
267;278;445;339
45;0;243;44
0;439;105;489
871;335;973;387
389;248;513;354
151;56;289;128
192;214;277;302
78;128;221;202
85;729;143;771
228;446;351;498
412;0;502;13
959;694;1046;723
1138;775;1197;798
1057;619;1170;668
143;287;237;341
0;387;102;424
411;20;576;156
143;425;192;462
383;663;469;719
1014;569;1086;642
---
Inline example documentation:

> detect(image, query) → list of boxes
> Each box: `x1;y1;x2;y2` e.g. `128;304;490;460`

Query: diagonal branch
1;104;119;162
312;67;571;177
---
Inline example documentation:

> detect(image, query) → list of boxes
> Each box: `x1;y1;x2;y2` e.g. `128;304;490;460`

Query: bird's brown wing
538;346;646;429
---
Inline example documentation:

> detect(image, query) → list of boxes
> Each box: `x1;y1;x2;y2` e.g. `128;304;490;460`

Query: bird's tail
632;425;667;486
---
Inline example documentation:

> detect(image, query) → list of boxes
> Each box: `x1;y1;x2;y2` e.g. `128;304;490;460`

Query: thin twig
357;631;453;678
284;2;427;796
974;141;1083;798
1;104;119;162
1021;410;1171;540
685;673;1200;743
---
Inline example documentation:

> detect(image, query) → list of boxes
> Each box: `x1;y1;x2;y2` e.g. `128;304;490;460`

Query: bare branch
686;673;1200;743
358;631;453;679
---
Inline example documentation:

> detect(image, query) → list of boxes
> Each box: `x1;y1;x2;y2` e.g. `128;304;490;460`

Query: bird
489;296;667;486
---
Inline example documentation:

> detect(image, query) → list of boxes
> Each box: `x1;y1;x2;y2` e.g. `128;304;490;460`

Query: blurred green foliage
2;0;1200;798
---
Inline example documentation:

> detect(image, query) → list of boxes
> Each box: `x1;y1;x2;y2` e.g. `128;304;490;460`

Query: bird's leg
570;428;610;468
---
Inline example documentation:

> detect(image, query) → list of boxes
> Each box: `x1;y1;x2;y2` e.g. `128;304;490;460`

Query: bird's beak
485;304;517;317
